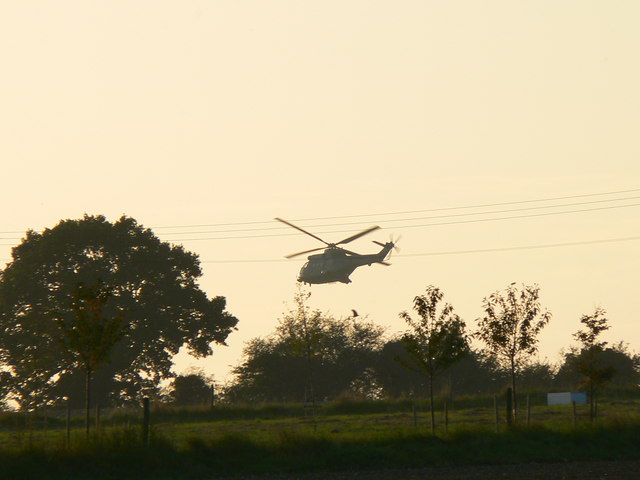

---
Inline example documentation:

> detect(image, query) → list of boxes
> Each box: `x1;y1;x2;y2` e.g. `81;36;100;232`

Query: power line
390;202;640;230
0;187;638;243
0;200;638;247
156;195;640;236
4;234;638;265
288;187;640;222
199;235;640;263
396;235;640;257
151;187;640;229
157;202;640;241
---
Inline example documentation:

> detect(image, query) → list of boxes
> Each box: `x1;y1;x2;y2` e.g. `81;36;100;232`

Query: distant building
547;392;587;405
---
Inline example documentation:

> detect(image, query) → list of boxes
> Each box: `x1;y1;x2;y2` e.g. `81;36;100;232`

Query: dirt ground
231;460;640;480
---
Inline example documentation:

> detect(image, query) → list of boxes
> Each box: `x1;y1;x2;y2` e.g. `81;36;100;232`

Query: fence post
444;401;449;434
95;404;101;434
494;395;499;433
210;384;215;409
526;394;531;426
506;388;513;427
43;407;48;432
142;397;150;448
412;400;417;428
66;401;71;448
572;400;577;426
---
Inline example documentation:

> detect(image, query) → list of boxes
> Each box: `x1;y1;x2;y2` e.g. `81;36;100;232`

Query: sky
1;1;639;385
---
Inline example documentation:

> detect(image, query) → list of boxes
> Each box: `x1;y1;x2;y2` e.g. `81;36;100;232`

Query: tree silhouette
571;307;615;421
227;288;384;402
399;285;469;433
285;288;322;404
475;283;551;420
556;341;639;392
168;369;214;406
55;280;126;435
0;215;238;409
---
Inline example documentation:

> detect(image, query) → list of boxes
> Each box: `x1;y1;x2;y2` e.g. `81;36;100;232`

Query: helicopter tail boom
375;242;395;264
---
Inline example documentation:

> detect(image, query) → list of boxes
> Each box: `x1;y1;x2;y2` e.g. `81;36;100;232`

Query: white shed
547;392;587;405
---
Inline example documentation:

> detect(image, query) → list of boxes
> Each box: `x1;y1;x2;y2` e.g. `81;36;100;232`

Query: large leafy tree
399;285;469;433
0;215;238;409
475;282;551;420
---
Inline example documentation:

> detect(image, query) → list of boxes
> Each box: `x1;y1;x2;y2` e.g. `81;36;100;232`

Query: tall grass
1;395;639;479
1;422;639;480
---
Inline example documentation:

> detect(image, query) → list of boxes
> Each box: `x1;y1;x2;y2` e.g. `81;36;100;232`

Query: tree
55;280;127;435
227;288;385;403
475;283;551;420
399;285;469;433
375;341;503;399
517;360;555;393
374;339;427;398
0;215;238;409
167;369;214;406
283;288;323;403
556;341;639;393
570;308;615;420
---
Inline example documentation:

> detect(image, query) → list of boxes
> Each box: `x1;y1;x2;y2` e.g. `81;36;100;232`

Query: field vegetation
1;393;638;480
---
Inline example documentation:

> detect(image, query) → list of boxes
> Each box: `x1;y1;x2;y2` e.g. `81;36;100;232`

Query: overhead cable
3;234;639;265
159;202;640;242
157;195;640;236
200;235;640;263
0;187;638;243
152;187;640;229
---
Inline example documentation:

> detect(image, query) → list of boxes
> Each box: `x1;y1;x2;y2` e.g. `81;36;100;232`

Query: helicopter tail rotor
391;234;401;253
373;235;401;262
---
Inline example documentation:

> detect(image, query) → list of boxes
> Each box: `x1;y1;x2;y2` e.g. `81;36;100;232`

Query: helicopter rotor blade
274;218;329;246
285;246;325;259
337;225;381;245
339;248;361;256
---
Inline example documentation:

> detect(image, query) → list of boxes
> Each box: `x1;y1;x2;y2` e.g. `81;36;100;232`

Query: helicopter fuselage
274;217;396;284
298;244;394;284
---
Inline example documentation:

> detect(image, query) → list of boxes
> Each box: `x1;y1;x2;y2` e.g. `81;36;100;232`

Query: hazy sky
2;1;639;383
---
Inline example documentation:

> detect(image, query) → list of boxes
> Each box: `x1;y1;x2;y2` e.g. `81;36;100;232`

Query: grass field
0;397;639;479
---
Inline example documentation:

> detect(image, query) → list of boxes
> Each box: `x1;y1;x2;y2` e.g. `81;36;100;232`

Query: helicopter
275;217;397;284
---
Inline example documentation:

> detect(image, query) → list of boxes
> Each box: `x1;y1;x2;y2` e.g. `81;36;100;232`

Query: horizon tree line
0;215;637;414
221;284;638;413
